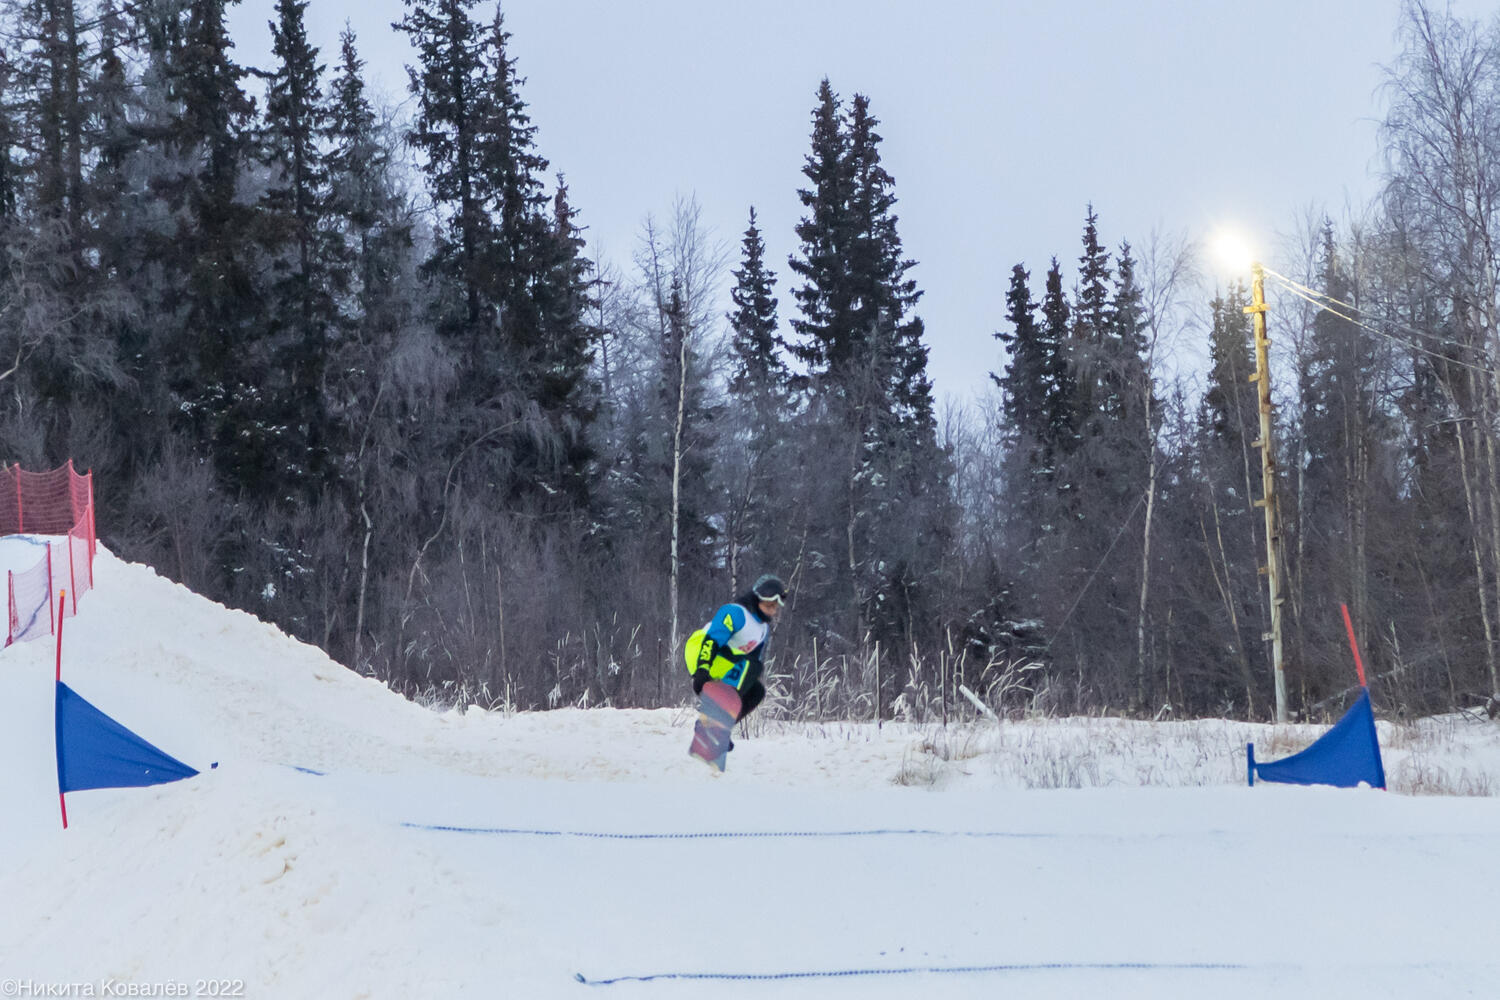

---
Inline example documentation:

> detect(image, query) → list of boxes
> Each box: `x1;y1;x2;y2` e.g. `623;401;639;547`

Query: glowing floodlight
1212;230;1257;274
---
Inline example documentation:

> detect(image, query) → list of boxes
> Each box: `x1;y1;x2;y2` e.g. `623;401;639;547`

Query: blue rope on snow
402;823;1056;840
12;591;49;639
573;961;1250;986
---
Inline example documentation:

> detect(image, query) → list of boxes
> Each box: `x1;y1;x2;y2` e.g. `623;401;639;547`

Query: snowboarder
684;574;788;726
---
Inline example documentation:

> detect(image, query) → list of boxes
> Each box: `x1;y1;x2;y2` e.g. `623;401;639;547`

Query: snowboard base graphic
689;681;741;772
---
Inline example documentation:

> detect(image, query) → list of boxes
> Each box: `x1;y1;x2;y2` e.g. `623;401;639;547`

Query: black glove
695;636;719;673
692;668;712;695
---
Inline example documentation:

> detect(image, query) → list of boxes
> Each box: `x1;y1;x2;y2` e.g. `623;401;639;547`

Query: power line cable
1266;267;1462;352
1262;268;1498;377
1039;488;1148;659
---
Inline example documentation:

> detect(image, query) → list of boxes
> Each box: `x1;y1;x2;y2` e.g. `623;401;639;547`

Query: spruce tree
326;26;409;319
1193;281;1265;708
728;207;786;412
1038;258;1077;452
3;0;87;239
320;25;422;669
1102;241;1152;430
787;78;852;382
399;0;598;511
996;259;1079;486
1039;212;1160;706
0;51;16;224
846;92;936;453
397;0;489;330
532;174;602;508
89;0;138;256
478;7;599;511
1201;284;1256;449
158;0;263;492
83;0;168;493
1300;223;1376;510
995;258;1078;687
786;79;952;658
260;0;335;492
725;206;789;586
996;265;1039;416
1069;205;1112;427
996;263;1061;540
1;0;100;445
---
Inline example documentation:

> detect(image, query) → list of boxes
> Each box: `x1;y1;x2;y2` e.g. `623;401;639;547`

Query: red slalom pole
56;588;65;682
56;588;68;829
1340;602;1368;688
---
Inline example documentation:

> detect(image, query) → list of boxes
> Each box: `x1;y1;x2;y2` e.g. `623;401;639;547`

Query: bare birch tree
1382;0;1500;694
1134;231;1199;708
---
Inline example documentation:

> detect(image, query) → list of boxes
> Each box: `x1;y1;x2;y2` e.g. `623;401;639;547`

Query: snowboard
689;680;741;772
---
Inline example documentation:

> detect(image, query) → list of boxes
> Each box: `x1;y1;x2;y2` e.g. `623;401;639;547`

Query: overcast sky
228;0;1500;402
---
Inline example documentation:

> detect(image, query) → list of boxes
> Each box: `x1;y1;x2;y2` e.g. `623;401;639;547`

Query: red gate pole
87;471;96;568
67;535;77;614
45;545;54;636
56;588;68;830
55;589;64;681
1340;603;1368;688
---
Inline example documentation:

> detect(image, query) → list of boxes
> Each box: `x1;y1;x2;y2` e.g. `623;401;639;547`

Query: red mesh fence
3;461;96;646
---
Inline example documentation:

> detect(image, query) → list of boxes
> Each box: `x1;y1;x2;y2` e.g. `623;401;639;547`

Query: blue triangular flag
1249;688;1385;789
55;681;198;793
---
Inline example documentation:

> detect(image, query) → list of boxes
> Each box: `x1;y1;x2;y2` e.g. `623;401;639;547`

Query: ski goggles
756;590;787;607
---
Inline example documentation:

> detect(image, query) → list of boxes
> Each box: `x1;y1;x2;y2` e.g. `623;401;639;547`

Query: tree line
2;0;1496;721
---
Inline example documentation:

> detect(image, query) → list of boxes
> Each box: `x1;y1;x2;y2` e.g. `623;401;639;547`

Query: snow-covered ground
2;539;1499;999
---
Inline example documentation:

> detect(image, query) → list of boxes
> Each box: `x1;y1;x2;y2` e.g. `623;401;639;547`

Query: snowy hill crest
2;545;1499;998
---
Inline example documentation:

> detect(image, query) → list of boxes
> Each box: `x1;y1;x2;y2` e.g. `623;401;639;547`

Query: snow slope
2;542;1499;999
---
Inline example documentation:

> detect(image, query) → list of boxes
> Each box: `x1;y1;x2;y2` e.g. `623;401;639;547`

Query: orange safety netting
3;460;96;646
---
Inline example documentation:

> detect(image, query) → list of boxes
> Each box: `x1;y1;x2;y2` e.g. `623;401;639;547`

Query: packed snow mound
3;543;450;773
4;541;1500;999
0;543;715;785
4;541;1500;799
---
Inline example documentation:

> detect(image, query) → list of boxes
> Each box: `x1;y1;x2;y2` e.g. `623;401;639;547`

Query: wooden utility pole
1247;263;1289;723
